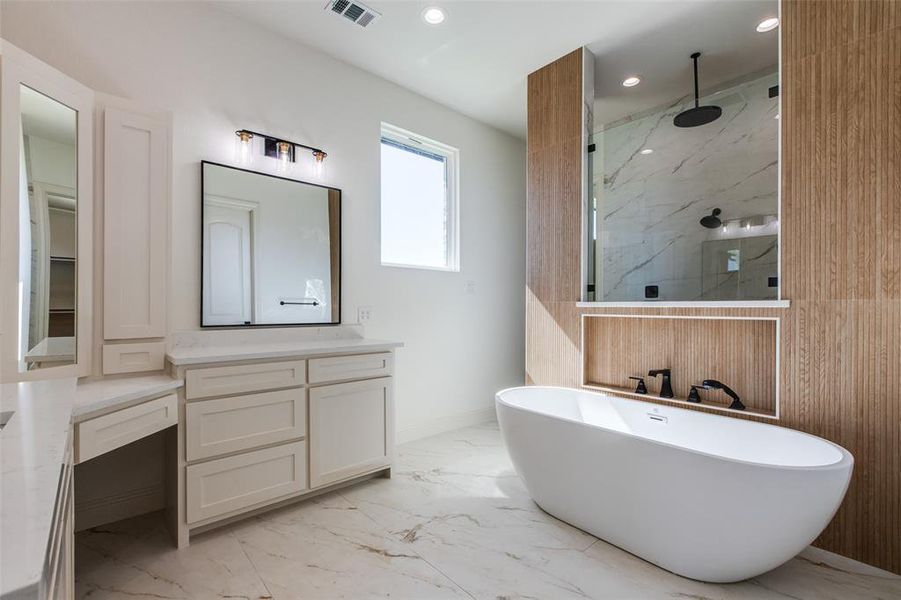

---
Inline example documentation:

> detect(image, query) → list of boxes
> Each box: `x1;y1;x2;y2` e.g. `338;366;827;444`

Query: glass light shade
275;141;292;174
235;130;254;165
313;150;327;180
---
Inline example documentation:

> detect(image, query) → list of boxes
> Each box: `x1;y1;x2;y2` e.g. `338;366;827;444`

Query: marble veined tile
230;492;470;600
74;512;272;600
72;424;901;600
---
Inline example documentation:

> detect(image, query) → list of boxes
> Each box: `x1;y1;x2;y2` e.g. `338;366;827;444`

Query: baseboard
75;483;165;531
396;406;497;444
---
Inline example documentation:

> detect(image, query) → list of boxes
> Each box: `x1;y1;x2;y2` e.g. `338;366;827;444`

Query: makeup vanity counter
0;374;183;599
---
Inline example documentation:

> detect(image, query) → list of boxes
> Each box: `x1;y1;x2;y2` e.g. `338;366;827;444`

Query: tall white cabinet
98;99;171;375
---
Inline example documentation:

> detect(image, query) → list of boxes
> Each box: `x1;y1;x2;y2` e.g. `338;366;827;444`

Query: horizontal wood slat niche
582;315;778;419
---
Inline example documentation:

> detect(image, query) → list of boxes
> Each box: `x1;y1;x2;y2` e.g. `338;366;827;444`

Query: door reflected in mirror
202;162;341;327
18;85;78;371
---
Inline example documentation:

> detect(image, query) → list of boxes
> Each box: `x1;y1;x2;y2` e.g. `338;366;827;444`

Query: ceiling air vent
325;0;381;28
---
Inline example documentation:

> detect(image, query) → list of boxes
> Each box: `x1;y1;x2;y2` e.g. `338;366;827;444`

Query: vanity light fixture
756;17;779;32
640;148;654;155
622;76;641;87
421;6;446;25
234;129;328;174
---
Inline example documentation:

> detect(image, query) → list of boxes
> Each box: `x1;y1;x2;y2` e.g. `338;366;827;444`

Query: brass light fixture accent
234;129;328;171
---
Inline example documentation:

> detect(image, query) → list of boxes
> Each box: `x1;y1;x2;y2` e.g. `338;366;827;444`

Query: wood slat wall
525;0;901;574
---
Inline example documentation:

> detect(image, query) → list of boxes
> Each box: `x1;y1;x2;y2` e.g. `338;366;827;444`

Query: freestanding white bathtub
496;386;853;583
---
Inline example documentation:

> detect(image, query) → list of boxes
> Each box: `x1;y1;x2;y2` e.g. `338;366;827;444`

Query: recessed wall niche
581;314;778;419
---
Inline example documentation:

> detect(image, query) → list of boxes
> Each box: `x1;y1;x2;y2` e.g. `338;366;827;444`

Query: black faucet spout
648;368;674;398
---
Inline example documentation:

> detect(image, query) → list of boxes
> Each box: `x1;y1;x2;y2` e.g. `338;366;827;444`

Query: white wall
1;1;526;440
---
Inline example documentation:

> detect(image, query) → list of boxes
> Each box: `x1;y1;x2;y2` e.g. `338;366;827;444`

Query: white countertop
166;337;403;365
1;379;76;598
1;374;182;598
74;374;183;422
23;336;75;364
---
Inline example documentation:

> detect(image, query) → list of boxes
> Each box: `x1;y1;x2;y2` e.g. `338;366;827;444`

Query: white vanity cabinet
170;343;399;544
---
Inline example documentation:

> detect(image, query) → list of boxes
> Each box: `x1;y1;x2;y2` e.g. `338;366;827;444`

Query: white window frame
379;122;460;272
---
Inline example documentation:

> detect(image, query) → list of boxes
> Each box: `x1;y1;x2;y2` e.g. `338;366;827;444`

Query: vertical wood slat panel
526;50;583;304
525;0;901;575
583;316;777;415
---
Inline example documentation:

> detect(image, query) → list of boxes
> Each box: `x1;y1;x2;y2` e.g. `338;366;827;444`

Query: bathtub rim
496;386;853;473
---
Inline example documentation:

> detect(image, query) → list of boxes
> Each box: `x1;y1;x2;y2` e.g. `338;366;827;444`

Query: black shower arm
692;52;701;108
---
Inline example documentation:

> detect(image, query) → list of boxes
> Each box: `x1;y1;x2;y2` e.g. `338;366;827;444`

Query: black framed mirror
201;161;341;327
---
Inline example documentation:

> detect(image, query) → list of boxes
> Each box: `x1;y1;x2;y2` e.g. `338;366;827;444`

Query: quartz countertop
74;374;183;422
1;379;76;599
166;337;403;365
1;374;182;598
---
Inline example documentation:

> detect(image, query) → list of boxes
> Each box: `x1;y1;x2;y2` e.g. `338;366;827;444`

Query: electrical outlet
465;281;476;295
357;306;373;323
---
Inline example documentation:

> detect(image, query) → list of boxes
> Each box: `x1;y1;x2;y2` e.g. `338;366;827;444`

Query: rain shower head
674;52;722;128
700;208;722;229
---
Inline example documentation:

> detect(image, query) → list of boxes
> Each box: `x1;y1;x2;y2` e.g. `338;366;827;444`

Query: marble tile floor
75;422;901;600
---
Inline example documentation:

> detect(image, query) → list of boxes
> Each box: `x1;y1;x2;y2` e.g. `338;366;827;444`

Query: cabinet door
309;377;393;488
103;106;169;339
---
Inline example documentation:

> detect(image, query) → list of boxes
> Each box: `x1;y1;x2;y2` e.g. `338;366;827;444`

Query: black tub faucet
629;376;648;394
702;379;746;411
648;368;674;398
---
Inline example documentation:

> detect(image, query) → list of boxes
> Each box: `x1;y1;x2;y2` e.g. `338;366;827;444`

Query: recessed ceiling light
422;7;446;25
640;148;653;155
756;17;779;32
622;76;641;87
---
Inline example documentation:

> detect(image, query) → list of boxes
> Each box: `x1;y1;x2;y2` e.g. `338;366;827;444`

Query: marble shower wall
593;70;779;301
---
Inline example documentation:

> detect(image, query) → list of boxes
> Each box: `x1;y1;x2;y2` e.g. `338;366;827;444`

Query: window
380;123;459;271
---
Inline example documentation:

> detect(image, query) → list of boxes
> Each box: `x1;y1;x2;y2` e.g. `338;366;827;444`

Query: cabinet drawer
186;441;307;524
308;352;392;384
186;388;306;461
76;394;177;463
102;341;166;374
185;360;306;399
309;377;392;488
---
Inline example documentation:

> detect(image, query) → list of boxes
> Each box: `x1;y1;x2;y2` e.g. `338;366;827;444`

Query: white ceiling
589;0;778;127
215;1;779;140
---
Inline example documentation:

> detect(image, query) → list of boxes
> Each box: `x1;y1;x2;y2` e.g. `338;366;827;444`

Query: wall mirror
1;42;93;380
201;162;341;327
18;85;78;370
584;0;780;303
